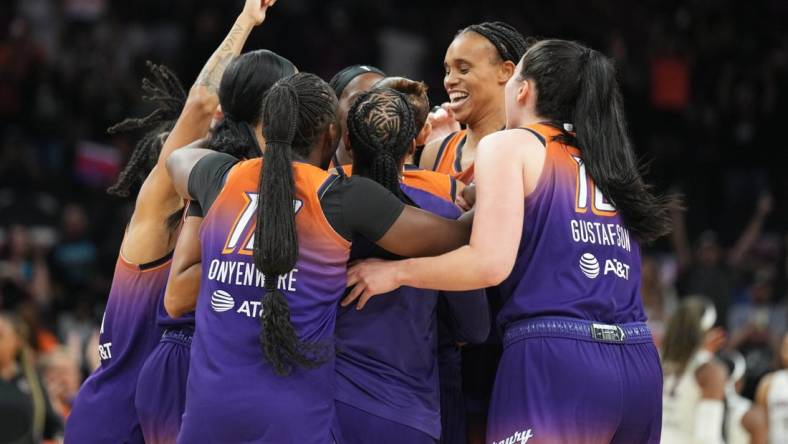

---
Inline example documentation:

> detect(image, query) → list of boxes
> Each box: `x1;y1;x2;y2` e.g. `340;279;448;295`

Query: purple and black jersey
334;183;488;441
177;153;406;444
65;254;170;443
496;123;644;328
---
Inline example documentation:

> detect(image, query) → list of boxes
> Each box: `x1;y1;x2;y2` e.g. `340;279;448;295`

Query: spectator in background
672;193;775;324
49;203;98;311
0;311;63;444
728;269;786;397
0;225;51;310
641;254;679;347
40;346;81;419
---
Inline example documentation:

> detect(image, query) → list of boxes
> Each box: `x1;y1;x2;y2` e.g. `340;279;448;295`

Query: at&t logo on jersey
579;253;630;280
493;428;534;444
579;253;600;278
211;290;235;312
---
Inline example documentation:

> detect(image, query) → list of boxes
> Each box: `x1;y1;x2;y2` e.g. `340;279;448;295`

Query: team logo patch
211;289;235;312
579;253;600;279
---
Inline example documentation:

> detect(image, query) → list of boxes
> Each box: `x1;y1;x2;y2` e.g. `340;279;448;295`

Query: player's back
497;123;645;328
334;183;461;439
661;351;711;443
768;369;788;444
179;159;350;444
65;255;169;442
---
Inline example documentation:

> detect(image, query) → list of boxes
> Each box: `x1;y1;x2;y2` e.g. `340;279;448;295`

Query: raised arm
727;193;772;268
123;0;275;263
345;130;541;309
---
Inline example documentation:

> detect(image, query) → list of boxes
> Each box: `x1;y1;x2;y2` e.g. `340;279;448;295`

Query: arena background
0;0;786;438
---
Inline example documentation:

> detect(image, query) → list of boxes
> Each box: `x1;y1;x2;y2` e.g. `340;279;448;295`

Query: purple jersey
177;159;350;444
65;255;169;443
496;123;645;329
334;184;466;439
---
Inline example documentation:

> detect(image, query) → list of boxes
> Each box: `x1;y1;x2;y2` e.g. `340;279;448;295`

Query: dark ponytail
519;40;675;243
208;50;296;159
254;73;338;376
347;88;418;201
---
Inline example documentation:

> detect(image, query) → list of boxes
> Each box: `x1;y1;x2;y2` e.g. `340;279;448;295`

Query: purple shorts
487;317;662;444
334;401;436;444
135;328;192;444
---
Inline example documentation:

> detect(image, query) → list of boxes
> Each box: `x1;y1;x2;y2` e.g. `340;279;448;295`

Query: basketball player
719;350;768;444
135;49;295;444
661;297;727;443
332;87;488;444
165;73;473;443
336;76;462;202
64;2;278;442
420;22;527;185
755;332;788;443
346;39;676;443
329;64;386;166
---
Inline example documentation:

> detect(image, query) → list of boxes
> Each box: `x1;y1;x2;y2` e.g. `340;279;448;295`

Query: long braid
459;21;528;63
254;73;338;376
107;62;187;197
347;88;418;202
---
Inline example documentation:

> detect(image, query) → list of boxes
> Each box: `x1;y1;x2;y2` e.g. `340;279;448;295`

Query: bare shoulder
419;137;444;170
754;372;774;406
695;359;726;399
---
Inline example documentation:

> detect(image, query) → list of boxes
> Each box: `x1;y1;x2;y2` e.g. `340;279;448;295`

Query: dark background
0;0;786;420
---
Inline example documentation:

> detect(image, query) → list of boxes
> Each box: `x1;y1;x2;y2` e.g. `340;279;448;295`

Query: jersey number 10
571;156;617;217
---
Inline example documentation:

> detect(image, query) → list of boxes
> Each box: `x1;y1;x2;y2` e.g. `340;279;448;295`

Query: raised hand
242;0;278;26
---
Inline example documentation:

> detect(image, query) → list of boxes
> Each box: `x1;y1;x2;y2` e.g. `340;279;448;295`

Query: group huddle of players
61;0;677;443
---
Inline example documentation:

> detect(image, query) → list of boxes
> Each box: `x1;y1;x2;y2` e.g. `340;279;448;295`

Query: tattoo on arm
195;21;249;93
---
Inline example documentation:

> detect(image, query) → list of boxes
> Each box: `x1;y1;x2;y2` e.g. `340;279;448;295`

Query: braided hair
207;50;296;159
347;88;418;201
254;73;338;376
107;61;186;198
458;21;528;64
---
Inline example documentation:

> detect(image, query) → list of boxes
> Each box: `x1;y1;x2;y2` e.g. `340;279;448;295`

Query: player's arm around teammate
344;128;541;308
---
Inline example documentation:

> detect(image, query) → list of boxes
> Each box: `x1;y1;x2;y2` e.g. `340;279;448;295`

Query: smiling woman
419;22;527;185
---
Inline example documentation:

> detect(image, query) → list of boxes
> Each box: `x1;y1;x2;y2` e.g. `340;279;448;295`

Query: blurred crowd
0;0;786;440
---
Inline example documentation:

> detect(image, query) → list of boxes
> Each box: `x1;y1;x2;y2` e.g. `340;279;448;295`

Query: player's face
334;73;385;165
443;32;505;125
504;58;525;129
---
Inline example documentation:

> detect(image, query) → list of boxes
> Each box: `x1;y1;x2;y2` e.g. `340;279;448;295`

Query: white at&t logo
579;253;600;279
211;290;235;312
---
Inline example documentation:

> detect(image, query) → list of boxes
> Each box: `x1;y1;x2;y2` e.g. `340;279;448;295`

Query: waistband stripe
503;317;652;347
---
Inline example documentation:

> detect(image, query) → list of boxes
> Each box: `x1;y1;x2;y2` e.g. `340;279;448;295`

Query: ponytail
253;73;338;376
519;40;676;243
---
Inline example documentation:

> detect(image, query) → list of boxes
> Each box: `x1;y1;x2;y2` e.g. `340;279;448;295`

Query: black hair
254;72;338;376
107;62;186;198
458;21;528;64
207;50;297;159
518;39;675;243
329;65;386;98
347;88;418;201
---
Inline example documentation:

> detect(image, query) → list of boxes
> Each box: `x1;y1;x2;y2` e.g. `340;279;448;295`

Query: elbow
186;87;219;118
477;259;512;287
